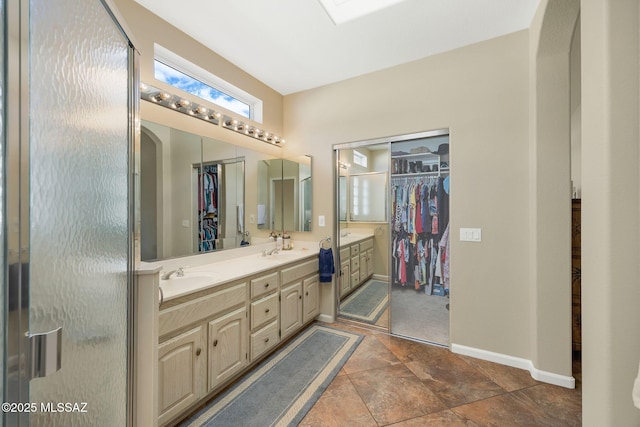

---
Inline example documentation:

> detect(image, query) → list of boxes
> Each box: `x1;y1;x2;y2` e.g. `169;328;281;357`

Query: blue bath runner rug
181;324;363;427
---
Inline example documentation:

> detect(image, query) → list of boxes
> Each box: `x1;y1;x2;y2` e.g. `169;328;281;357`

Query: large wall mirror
257;156;312;233
140;120;312;262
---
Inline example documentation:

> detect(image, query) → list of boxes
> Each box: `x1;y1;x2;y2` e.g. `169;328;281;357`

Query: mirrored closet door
335;142;390;330
334;129;450;347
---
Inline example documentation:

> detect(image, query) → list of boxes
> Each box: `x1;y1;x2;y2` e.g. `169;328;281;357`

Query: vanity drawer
339;247;350;261
250;272;279;299
251;321;279;361
281;259;317;285
360;239;373;251
350;244;360;256
250;292;279;330
351;256;360;271
159;282;246;338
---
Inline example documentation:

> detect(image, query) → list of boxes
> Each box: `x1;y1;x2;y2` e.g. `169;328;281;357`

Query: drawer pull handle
265;283;270;288
265;308;270;313
299;295;302;300
196;348;201;356
213;339;218;347
264;338;270;343
306;291;309;296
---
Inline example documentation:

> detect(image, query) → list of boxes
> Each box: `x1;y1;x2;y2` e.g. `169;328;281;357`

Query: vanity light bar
140;83;221;124
139;83;284;147
222;116;285;146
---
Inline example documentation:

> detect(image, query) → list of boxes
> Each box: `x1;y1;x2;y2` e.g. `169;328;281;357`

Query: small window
154;45;263;123
353;150;368;168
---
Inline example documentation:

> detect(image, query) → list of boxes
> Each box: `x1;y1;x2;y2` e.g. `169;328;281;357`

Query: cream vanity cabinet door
339;247;351;297
280;282;303;339
302;275;320;323
158;325;206;425
340;260;351;297
359;239;374;283
208;307;248;392
360;252;369;282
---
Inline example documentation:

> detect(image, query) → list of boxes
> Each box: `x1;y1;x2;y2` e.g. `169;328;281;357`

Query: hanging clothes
391;173;449;295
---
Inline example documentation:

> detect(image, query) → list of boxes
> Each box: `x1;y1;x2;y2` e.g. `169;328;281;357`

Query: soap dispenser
283;231;291;250
276;234;283;251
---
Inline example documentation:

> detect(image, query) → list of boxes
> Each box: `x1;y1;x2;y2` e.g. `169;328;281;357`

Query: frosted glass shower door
26;0;134;425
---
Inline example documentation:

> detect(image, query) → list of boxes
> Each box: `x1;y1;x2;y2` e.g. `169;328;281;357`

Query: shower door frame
4;0;139;425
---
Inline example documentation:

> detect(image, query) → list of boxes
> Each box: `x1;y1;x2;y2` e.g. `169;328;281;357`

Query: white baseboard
372;274;389;282
451;343;575;389
316;314;334;324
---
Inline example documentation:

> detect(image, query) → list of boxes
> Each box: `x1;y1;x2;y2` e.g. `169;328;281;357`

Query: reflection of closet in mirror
139;120;247;261
195;157;245;253
335;143;390;331
141;122;202;261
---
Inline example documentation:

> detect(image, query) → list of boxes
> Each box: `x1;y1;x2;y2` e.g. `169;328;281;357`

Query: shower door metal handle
28;327;62;379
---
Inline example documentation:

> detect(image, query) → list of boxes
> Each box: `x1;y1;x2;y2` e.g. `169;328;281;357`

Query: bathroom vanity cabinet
339;237;374;298
280;259;320;340
157;279;247;425
154;253;320;426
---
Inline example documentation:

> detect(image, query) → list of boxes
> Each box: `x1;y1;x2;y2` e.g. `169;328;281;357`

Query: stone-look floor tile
388;409;479;426
511;384;582;426
349;364;447;425
405;352;505;408
343;334;402;375
458;354;539;392
451;392;566;427
299;375;377;427
376;333;449;363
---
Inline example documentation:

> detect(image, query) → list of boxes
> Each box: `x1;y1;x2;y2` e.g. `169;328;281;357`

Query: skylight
316;0;409;25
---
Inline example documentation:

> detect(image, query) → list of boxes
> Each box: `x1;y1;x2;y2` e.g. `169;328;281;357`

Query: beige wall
284;31;532;359
581;0;640;425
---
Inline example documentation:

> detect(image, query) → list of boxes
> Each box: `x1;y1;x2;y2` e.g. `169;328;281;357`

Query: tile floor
300;321;582;426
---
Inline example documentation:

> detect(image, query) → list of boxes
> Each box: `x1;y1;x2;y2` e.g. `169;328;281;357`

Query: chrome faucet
262;247;279;256
161;266;186;280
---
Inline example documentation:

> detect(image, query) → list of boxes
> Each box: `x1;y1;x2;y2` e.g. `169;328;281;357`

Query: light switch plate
318;215;326;227
460;227;481;242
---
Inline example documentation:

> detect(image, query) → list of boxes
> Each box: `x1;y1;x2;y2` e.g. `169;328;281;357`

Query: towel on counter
318;248;335;283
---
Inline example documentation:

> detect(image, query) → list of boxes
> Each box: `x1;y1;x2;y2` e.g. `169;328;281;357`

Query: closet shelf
391;169;449;178
392;152;440;159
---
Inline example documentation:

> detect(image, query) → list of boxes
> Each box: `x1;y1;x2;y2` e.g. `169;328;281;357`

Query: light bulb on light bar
139;84;284;147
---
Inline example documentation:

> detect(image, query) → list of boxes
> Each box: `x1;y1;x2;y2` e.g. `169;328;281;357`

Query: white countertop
339;232;374;246
142;241;321;302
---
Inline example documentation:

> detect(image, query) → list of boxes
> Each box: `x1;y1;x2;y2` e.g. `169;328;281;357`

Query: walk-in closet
334;129;450;346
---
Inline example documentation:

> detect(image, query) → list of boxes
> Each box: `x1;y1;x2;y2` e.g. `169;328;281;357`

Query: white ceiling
134;0;540;95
